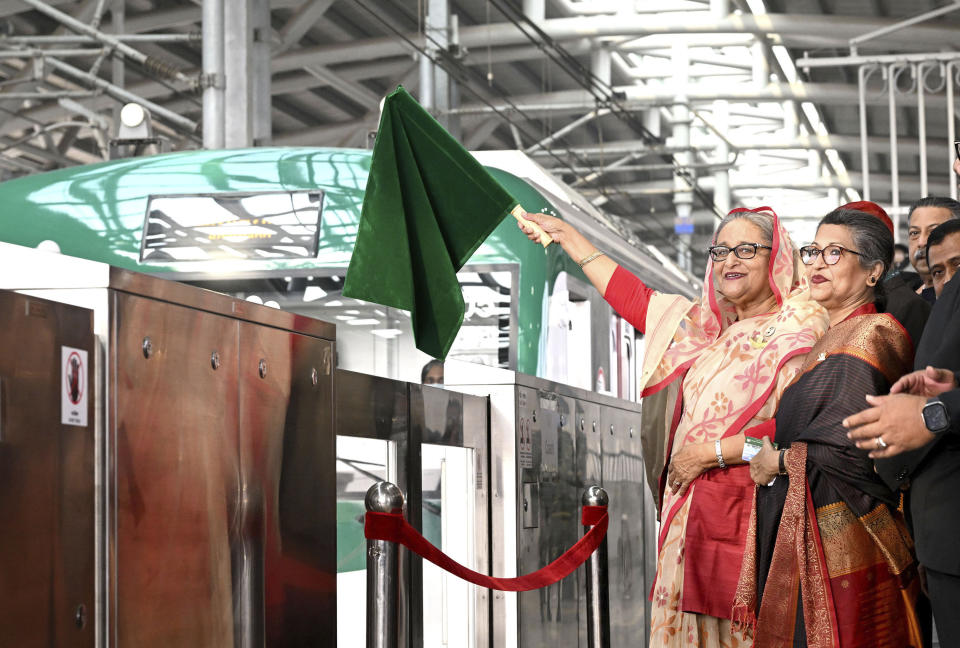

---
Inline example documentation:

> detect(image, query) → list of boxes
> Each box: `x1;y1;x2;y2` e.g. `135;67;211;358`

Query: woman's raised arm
518;211;655;332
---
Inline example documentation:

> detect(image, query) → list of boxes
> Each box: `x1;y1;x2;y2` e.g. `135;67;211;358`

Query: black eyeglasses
799;244;865;266
707;243;772;262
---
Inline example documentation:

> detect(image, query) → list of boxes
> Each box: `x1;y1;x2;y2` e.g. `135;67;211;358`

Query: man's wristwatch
921;398;952;435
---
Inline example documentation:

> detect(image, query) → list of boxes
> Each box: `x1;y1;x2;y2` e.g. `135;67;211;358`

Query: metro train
0;147;692;647
0;146;696;390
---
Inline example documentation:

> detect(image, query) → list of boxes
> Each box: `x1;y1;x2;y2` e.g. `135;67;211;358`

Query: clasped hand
666;443;714;497
843;366;956;458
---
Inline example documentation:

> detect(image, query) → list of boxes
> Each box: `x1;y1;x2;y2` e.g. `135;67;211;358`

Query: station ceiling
0;0;957;275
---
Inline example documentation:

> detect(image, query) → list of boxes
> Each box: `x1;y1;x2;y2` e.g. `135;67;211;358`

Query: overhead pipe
849;0;960;53
799;50;960;69
0;48;104;58
443;82;953;117
43;57;198;132
271;14;960;73
0;34;200;44
525;108;611;154
20;0;195;86
527;133;951;159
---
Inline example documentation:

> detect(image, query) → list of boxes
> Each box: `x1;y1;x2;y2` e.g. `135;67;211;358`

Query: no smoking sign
61;346;88;427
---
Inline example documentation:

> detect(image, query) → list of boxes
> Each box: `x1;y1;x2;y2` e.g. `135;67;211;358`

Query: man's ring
875;436;888;449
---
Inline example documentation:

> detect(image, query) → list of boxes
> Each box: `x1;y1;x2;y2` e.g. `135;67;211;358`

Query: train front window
140;190;324;262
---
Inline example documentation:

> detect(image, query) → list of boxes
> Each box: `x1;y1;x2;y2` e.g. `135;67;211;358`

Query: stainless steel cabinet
0;291;95;648
0;244;337;648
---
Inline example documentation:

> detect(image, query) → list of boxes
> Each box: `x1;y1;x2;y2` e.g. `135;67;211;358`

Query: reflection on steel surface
0;291;95;647
112;291;336;646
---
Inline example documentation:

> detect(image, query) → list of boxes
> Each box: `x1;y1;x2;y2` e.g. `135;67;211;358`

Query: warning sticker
518;417;533;470
61;346;88;427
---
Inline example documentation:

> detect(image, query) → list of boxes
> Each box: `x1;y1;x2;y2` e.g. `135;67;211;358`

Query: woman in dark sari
732;207;923;647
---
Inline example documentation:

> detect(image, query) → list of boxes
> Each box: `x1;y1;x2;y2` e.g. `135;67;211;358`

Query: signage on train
139;190;324;262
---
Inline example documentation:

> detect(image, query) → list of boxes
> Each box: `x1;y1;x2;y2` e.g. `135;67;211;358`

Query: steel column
858;65;872;201
713;100;731;215
888;64;901;219
202;0;225;149
673;42;693;272
918;64;929;197
224;0;271;147
111;0;124;137
949;62;958;200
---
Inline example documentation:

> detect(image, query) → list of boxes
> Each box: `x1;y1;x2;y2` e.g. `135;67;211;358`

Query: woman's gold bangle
578;250;604;268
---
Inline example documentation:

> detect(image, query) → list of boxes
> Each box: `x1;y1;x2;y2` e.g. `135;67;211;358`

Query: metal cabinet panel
601;408;647;648
574;398;601;647
517;388;579;648
238;322;336;646
0;291;95;648
112;293;239;647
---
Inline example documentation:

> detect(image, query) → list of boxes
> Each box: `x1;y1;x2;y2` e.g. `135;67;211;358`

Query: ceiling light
120;102;146;128
303;285;327;302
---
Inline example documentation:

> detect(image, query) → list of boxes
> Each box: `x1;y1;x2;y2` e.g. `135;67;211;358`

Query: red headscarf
840;200;894;236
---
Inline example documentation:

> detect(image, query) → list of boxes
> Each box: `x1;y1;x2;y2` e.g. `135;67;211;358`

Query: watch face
923;401;951;434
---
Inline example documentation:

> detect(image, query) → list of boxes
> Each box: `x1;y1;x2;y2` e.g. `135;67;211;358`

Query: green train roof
0;146;555;276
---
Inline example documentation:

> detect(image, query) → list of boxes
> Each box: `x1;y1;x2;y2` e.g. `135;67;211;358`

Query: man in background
907;197;960;303
927;220;960;299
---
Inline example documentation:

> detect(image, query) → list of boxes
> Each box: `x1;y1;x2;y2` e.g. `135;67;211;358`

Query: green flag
343;86;526;359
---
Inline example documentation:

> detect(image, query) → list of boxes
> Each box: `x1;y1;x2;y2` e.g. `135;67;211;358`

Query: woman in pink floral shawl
519;207;828;647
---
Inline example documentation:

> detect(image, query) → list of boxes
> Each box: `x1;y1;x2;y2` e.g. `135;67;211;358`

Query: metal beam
43;57;197;131
275;0;336;54
445;82;953;117
270;13;960;73
303;65;380;108
20;0;195;86
529;133;956;159
849;1;960;51
576;173;954;195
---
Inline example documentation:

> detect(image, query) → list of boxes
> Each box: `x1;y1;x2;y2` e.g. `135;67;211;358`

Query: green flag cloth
342;85;519;359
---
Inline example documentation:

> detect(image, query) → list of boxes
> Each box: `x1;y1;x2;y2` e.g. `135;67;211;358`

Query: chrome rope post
366;481;404;648
583;485;610;648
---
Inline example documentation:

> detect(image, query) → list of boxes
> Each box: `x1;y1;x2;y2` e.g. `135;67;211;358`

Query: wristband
778;449;787;476
715;439;727;469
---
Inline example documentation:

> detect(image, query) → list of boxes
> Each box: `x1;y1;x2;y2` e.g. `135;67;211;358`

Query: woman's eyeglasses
707;243;772;262
799;244;865;266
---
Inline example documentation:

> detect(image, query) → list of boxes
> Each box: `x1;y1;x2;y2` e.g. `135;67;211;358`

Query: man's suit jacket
882;273;931;351
877;274;960;575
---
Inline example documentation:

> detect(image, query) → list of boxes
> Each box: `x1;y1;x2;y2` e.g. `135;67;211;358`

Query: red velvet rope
364;505;608;592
